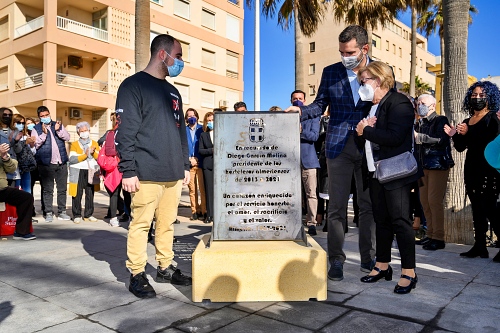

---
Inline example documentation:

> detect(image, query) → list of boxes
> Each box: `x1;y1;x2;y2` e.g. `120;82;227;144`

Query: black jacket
415;112;453;170
199;131;214;171
359;91;419;190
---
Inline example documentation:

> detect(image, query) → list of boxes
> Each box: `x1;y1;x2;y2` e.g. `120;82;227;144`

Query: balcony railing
15;72;43;91
226;70;238;79
56;16;108;42
14;16;44;39
56;73;108;93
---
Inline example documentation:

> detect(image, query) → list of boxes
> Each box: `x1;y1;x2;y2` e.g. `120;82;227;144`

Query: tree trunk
366;25;373;58
294;7;304;91
135;0;150;73
442;0;473;245
409;6;417;97
440;36;445;72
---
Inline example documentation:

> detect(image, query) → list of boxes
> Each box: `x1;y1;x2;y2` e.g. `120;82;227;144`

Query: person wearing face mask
31;106;71;222
355;61;419;294
115;34;192;299
285;25;376;280
68;122;100;224
10;114;37;195
413;94;453;251
444;81;500;261
0;108;23;187
184;108;206;222
199;112;214;224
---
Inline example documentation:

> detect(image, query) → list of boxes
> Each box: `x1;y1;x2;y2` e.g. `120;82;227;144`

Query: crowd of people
3;28;499;299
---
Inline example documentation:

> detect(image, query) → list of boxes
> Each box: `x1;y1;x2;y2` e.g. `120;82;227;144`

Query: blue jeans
20;172;32;193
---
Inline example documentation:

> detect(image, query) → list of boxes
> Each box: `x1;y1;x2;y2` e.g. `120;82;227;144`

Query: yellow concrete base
192;235;327;302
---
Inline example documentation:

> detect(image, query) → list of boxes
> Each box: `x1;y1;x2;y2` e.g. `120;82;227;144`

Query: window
309;64;315;75
386;40;389;51
372;34;381;49
309;85;316;96
179;40;190;62
0;16;8;41
150;31;159;45
202;49;216;69
392;44;396;54
420;59;423;68
309;42;315;52
226;89;239;109
399;47;402;58
228;0;240;5
202;8;215;30
399;68;402;79
201;89;215;108
0;67;7;90
226;51;238;78
150;0;163;5
174;0;190;20
92;9;107;30
174;83;189;104
226;14;239;42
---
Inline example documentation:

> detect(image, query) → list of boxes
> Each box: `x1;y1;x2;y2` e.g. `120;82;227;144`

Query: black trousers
0;187;34;235
107;183;123;218
71;169;94;218
369;178;416;269
468;188;500;246
203;168;214;218
38;163;68;215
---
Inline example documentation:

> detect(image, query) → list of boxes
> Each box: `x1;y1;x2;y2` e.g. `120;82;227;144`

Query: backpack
97;145;118;173
104;130;117;156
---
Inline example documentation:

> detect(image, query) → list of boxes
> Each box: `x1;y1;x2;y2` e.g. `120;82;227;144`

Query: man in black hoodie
115;34;191;299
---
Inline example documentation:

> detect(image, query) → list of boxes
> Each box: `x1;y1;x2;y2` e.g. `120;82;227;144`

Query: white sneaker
84;216;98;222
73;217;82;224
109;217;120;227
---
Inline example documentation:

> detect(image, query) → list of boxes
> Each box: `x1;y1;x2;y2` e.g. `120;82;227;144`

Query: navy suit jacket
300;61;373;159
186;124;204;168
300;116;320;169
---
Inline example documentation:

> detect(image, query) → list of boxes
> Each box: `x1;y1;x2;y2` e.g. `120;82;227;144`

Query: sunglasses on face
16;122;25;124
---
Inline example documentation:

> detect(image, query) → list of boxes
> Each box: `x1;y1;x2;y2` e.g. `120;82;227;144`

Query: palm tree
417;0;477;71
251;0;329;90
331;0;404;57
401;75;432;96
442;0;473;244
135;0;150;73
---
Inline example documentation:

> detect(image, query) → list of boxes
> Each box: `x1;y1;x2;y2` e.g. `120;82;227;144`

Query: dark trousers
38;164;68;215
327;135;376;264
369;178;416;269
468;188;500;247
203;168;214;218
107;183;123;218
0;187;34;235
72;169;94;218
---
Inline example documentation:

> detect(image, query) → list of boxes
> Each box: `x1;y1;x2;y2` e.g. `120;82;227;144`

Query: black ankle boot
460;244;489;258
360;265;393;283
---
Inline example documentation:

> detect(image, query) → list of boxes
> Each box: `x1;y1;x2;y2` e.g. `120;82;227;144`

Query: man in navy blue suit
291;90;321;236
286;25;376;281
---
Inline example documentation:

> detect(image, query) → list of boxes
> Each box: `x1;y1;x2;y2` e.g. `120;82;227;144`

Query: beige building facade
301;18;436;98
0;0;244;140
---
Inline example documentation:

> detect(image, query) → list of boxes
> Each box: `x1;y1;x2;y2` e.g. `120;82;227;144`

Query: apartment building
0;0;244;140
302;18;436;98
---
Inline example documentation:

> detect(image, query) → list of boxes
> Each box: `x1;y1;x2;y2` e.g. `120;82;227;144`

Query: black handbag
17;143;37;173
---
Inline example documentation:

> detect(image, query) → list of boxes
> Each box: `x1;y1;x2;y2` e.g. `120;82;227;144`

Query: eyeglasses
360;77;375;85
16;122;25;124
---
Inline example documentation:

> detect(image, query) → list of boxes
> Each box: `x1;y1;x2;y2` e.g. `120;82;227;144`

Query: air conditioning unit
219;100;229;108
68;55;83;69
69;108;82;119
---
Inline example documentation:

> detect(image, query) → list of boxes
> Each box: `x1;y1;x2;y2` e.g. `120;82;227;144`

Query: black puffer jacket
415;112;454;170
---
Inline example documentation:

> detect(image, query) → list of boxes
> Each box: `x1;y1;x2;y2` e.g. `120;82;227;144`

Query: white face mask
359;84;376;102
341;50;364;70
79;131;90;139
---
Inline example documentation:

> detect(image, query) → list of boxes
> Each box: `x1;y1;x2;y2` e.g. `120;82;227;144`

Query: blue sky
242;0;497;111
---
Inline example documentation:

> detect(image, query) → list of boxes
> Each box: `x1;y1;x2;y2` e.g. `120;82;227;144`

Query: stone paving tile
0;298;77;333
319;310;424;333
177;307;249;333
160;286;231;310
0;282;39;307
452;282;500;310
256;301;349;331
229;301;275;313
89;296;205;333
437;301;500;333
472;261;500;287
160;329;185;333
325;290;352;303
44;281;139;315
37;318;115;332
211;313;313;333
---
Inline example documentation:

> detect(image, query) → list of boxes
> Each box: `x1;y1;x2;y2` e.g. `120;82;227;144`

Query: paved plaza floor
1;186;499;333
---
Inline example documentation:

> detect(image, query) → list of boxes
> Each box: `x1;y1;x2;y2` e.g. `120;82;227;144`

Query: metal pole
254;1;260;111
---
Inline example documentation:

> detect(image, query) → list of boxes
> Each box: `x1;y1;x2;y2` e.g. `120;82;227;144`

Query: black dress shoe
416;237;432;245
423;239;445;251
129;272;156;298
493;251;500;263
190;213;198;220
360;265;393;283
394;273;418;294
156;265;192;285
199;213;207;221
308;225;317;236
460;244;489;258
173;219;180;224
204;216;213;224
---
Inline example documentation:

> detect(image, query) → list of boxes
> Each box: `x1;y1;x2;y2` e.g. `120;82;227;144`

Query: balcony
226;70;238;79
56;73;108;93
14;16;44;39
15;73;43;91
56;16;108;42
